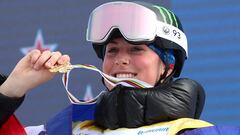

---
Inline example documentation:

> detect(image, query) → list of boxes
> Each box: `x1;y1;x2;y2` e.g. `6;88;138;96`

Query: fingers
29;49;41;65
45;51;62;68
32;50;52;70
58;54;70;65
29;49;70;70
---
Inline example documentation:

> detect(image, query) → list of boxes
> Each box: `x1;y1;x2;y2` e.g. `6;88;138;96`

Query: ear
166;68;174;77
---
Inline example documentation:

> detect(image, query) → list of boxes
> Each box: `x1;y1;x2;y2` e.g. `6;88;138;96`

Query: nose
114;54;130;65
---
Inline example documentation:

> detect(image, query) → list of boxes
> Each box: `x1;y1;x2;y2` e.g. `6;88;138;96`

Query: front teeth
116;73;135;78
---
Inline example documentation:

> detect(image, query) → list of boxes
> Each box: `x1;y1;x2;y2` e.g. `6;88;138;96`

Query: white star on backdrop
20;29;58;55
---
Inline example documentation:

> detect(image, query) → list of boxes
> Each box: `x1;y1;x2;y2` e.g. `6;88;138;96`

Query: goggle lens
87;2;157;43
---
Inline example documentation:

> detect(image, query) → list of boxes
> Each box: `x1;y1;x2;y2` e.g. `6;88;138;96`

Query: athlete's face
102;37;166;90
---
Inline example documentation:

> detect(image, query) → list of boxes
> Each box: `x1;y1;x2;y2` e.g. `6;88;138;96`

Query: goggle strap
156;21;188;57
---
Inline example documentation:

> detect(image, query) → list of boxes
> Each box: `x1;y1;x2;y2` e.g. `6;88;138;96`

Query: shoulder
173;78;203;89
170;78;205;96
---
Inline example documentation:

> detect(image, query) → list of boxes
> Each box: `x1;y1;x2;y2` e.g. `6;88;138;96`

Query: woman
1;1;234;135
84;1;207;130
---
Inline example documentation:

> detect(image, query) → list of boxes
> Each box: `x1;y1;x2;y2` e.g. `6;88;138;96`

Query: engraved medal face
49;62;73;73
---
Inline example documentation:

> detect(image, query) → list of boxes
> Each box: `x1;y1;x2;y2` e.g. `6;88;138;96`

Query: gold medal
49;62;73;73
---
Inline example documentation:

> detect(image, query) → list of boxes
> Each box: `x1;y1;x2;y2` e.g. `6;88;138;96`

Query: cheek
102;58;112;74
135;56;162;85
102;58;115;90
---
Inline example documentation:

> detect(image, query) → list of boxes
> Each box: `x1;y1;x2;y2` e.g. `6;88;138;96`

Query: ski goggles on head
86;1;188;56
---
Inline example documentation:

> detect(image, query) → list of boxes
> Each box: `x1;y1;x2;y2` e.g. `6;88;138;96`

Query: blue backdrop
0;0;239;126
172;0;240;126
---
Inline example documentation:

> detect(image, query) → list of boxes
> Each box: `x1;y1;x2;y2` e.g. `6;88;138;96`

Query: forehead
106;37;147;47
107;37;127;45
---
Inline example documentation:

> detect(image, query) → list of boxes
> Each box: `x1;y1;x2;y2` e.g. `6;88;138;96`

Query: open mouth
114;73;137;78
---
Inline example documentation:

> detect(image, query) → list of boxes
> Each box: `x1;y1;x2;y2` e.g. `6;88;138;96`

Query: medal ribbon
50;63;153;104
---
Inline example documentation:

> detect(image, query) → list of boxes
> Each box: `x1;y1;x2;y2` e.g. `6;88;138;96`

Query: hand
0;49;70;97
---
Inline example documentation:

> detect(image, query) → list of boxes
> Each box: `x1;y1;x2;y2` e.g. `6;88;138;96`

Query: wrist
0;77;27;98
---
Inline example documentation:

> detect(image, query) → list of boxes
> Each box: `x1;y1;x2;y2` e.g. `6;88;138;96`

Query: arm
0;74;24;127
0;49;70;126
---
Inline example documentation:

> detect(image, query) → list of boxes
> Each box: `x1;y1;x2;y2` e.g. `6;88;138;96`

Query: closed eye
130;46;144;52
106;47;119;55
